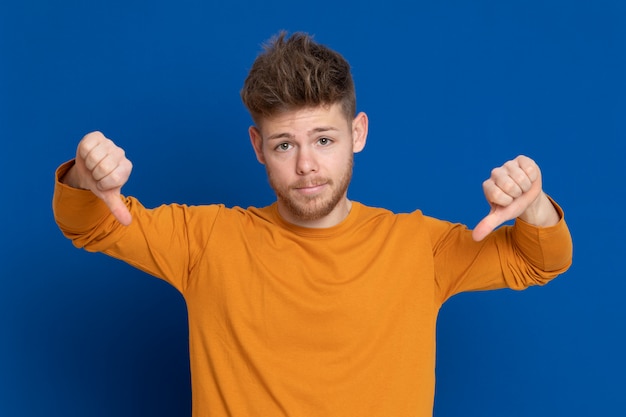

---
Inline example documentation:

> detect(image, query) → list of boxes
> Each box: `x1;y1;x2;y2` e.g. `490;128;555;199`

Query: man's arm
472;155;560;241
431;155;571;301
60;131;133;226
53;132;202;292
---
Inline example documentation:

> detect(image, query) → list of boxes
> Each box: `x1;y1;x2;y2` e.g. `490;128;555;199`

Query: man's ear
249;126;265;164
352;112;368;153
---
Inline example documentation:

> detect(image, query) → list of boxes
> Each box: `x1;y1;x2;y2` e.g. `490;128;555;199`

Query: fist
472;155;543;241
69;131;133;225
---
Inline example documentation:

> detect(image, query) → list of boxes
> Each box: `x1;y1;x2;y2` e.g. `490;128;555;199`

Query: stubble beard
268;157;354;222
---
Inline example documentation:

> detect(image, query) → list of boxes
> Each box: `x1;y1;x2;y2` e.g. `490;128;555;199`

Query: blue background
1;0;624;416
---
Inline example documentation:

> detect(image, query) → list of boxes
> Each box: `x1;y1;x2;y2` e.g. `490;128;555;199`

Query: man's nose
296;148;318;175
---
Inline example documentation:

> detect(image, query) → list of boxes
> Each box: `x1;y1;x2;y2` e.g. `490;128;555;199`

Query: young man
53;32;572;416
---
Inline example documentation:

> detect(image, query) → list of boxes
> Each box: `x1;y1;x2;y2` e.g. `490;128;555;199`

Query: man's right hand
61;131;133;226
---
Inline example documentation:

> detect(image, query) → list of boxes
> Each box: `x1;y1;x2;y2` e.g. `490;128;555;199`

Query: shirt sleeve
428;198;573;304
52;160;221;293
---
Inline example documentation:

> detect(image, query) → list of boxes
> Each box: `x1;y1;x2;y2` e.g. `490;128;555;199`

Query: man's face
249;103;368;228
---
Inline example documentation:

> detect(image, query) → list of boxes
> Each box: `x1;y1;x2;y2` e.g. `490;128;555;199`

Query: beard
267;156;354;222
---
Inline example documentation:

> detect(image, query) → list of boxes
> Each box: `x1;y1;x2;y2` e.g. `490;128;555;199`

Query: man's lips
293;180;329;195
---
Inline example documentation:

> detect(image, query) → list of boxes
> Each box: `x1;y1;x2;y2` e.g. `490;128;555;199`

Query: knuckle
490;187;513;205
99;158;116;175
83;154;98;171
96;171;121;191
122;160;133;175
503;180;522;197
107;170;124;185
525;165;539;181
112;146;125;160
103;138;116;149
503;160;518;171
77;140;94;159
513;172;530;187
80;131;104;147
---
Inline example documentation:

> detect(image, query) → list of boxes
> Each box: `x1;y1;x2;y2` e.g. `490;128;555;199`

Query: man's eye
318;137;332;146
276;143;292;151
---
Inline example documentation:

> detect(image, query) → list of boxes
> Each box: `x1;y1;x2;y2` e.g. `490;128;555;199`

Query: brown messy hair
241;31;356;125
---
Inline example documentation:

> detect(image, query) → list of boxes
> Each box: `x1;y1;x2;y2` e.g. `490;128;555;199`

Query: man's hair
241;31;356;125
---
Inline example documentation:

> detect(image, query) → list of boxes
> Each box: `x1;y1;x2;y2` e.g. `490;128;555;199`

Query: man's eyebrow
266;132;294;141
266;127;339;141
309;126;338;135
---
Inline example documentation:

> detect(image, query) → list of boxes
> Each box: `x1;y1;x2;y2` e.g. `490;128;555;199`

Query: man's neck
277;198;352;229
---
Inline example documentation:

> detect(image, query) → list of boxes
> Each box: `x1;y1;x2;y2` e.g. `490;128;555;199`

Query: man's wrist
58;161;90;190
518;192;560;227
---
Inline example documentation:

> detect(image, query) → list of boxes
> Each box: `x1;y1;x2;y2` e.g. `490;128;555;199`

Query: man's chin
281;197;335;222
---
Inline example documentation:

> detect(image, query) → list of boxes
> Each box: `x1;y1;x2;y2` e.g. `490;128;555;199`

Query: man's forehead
258;104;350;138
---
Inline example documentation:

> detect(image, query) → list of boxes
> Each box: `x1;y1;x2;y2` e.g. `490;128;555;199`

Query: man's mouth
293;180;329;195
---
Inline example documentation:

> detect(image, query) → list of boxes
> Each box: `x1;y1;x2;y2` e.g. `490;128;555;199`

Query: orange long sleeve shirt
53;161;572;417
